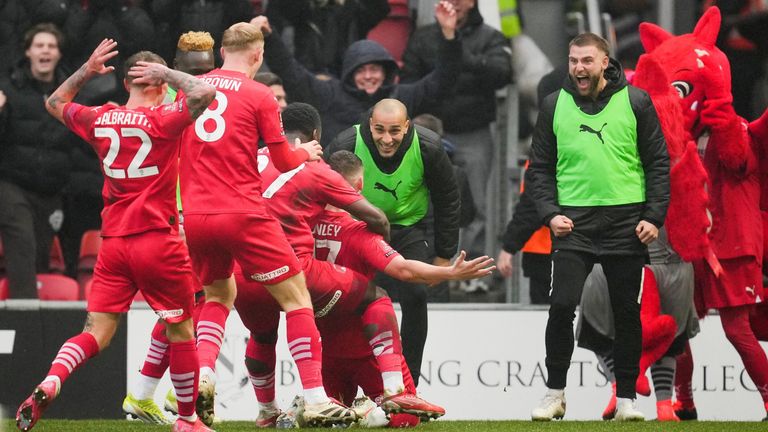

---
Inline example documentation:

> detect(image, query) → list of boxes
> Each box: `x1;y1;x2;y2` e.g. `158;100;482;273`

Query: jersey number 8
195;91;228;142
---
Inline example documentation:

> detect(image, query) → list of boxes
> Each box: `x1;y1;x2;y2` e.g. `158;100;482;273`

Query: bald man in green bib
327;98;460;388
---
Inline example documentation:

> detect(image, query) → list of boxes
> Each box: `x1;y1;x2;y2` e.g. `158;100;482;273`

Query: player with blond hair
178;22;354;427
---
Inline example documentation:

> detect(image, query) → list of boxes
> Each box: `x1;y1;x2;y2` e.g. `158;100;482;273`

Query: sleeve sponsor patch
161;99;184;115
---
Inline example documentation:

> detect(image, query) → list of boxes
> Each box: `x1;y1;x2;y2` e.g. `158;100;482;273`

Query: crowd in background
0;0;767;302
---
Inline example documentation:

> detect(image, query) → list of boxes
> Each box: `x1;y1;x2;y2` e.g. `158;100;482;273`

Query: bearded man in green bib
528;33;669;421
327;98;460;387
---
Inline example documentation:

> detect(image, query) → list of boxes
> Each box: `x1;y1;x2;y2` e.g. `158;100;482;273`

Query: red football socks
170;340;199;418
47;332;99;384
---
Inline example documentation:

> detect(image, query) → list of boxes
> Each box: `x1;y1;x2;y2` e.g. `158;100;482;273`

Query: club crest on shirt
161;100;184;115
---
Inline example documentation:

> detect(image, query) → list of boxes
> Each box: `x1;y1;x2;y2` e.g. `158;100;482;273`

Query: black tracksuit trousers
545;249;644;399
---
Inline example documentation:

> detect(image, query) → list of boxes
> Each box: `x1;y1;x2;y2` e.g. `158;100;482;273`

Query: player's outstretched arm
46;38;118;123
343;199;390;241
128;61;215;119
383;250;495;285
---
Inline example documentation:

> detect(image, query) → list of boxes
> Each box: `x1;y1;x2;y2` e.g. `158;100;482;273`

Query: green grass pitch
4;420;768;431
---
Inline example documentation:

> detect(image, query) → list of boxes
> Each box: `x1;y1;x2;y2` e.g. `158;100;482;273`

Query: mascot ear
692;6;721;47
639;22;672;53
633;54;669;95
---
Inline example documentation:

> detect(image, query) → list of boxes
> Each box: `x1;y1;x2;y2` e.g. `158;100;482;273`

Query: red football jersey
313;210;400;279
258;148;362;258
179;69;287;214
64;100;192;237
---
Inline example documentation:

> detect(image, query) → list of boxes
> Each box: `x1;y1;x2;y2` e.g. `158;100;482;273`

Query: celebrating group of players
14;20;494;432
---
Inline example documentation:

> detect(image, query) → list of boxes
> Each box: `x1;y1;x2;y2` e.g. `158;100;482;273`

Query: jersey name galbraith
312;223;341;238
202;76;242;92
94;111;150;127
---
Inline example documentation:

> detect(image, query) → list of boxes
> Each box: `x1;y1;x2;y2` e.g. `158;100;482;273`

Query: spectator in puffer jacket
0;23;78;298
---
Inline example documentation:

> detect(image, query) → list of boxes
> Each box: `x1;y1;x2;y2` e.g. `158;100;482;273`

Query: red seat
367;0;413;67
0;278;8;300
78;230;102;269
36;274;79;301
49;236;66;274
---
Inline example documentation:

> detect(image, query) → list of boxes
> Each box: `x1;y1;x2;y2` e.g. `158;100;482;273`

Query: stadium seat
77;230;102;296
36;274;79;301
367;0;413;67
0;278;8;300
78;230;102;269
49;235;66;274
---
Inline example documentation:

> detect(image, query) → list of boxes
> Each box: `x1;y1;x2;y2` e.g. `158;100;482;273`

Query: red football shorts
88;229;196;323
183;210;301;286
694;256;763;310
301;256;370;317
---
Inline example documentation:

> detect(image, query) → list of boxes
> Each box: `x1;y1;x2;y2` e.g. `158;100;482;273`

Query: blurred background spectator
63;0;157;104
401;0;512;292
701;0;768;120
263;0;391;77
150;0;252;66
255;71;288;111
2;0;766;304
0;24;75;298
254;1;461;147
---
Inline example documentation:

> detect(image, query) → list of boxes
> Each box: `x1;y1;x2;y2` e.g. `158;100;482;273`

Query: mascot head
639;7;730;135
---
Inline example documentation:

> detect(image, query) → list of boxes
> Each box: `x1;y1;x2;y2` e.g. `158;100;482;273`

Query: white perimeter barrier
127;307;768;421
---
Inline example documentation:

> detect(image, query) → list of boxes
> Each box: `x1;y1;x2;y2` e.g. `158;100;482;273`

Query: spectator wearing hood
401;0;512;290
251;0;462;147
0;23;77;298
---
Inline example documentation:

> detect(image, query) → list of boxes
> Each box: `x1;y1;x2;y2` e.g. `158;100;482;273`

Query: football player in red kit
16;40;216;432
235;104;493;426
176;22;354;427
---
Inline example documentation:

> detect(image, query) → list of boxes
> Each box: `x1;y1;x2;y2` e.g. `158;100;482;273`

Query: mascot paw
636;374;652;397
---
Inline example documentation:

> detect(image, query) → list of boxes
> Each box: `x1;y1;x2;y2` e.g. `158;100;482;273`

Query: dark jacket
264;32;462;147
150;0;252;64
501;170;543;254
327;124;460;259
400;6;512;133
64;1;157;103
265;0;390;76
528;59;669;256
0;61;75;195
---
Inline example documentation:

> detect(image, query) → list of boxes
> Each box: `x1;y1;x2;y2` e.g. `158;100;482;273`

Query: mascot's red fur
636;6;768;418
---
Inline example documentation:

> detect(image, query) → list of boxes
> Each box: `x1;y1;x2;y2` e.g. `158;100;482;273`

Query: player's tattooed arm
165;69;216;119
46;38;118;123
128;62;215;120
